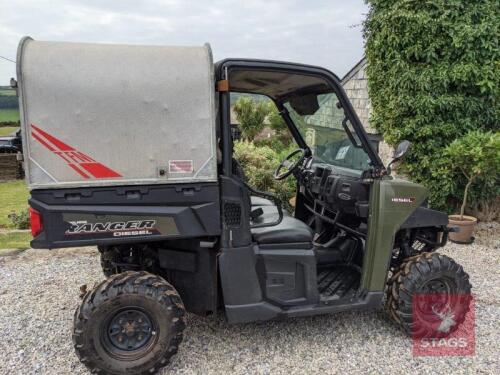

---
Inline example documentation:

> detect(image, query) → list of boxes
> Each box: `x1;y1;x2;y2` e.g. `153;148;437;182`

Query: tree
233;140;297;210
444;131;499;219
364;0;499;212
267;103;292;146
233;96;269;141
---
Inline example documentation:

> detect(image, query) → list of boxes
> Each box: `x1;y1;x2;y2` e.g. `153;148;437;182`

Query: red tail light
29;207;43;237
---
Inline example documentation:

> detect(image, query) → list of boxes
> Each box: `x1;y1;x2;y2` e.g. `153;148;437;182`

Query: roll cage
215;59;386;178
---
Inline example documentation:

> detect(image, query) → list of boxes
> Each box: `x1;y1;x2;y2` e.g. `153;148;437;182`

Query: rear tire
73;271;185;374
386;252;472;337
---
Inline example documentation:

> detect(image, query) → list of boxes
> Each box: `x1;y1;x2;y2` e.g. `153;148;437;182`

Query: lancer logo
66;220;156;237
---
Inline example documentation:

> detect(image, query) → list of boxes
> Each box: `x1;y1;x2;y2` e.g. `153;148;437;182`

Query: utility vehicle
0;131;22;153
16;38;472;374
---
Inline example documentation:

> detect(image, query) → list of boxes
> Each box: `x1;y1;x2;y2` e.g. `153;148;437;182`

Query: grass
0;89;16;96
0;180;30;250
0;109;20;123
0;231;31;251
0;180;29;229
0;126;19;136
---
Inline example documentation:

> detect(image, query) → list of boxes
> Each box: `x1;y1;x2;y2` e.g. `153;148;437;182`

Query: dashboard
297;157;371;220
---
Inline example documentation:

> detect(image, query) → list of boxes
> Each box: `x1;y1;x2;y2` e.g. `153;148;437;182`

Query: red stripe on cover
31;131;56;151
30;124;122;179
31;124;74;151
67;163;91;178
80;162;122;178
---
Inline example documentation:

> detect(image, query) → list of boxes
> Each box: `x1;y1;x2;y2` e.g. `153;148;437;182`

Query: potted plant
444;131;500;243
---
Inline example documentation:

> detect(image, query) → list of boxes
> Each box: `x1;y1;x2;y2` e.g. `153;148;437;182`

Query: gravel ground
0;222;498;374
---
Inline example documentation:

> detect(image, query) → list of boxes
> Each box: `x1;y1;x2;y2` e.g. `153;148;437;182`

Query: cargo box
16;37;218;190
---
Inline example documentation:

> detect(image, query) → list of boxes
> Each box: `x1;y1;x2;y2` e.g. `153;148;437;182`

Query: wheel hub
107;309;153;351
415;277;456;317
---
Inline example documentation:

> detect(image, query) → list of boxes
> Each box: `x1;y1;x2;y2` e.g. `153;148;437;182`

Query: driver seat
233;158;313;246
249;192;313;245
251;216;314;245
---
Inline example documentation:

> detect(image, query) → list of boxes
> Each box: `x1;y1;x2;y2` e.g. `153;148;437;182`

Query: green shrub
233;97;270;141
254;138;288;153
233;141;296;210
364;0;499;212
442;131;500;219
267;103;293;146
8;209;30;230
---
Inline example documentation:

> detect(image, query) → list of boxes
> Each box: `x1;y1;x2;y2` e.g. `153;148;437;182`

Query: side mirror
387;140;411;172
393;140;411;160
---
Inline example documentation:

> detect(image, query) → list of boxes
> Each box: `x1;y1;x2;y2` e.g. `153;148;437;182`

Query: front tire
386;252;472;337
73;271;185;374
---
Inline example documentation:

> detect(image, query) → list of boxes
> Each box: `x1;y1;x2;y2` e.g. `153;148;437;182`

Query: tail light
29;207;43;237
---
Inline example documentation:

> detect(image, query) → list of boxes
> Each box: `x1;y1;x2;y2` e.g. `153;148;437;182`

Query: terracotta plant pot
448;215;477;244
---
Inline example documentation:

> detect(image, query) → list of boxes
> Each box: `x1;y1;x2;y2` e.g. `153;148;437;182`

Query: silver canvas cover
17;37;217;189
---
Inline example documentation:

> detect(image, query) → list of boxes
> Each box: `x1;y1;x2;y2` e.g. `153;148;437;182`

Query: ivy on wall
364;0;499;212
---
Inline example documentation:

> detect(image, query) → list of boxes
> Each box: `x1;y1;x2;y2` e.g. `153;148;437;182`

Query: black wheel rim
101;307;157;360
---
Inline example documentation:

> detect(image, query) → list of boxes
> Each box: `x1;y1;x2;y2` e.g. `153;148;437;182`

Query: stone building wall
0;154;23;180
341;58;393;165
341;59;371;131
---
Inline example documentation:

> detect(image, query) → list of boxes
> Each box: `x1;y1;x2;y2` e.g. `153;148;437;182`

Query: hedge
364;0;499;212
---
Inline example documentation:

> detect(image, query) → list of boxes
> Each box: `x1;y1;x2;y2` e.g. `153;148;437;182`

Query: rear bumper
29;182;221;248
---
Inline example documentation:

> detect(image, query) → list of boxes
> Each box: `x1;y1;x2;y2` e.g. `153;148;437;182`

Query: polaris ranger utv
16;38;471;374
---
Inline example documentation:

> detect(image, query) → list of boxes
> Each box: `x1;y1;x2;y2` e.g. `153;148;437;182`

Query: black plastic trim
401;207;448;229
29;182;221;248
224;291;384;323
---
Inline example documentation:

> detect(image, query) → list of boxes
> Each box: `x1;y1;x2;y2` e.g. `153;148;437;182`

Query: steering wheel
274;148;306;180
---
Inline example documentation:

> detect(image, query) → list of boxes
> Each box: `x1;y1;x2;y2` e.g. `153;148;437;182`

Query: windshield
285;93;371;171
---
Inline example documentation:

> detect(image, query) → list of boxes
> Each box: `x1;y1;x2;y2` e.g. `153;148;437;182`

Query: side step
317;265;360;300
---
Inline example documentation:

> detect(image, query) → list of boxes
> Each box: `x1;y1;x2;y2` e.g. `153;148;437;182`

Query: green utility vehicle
16;38;471;374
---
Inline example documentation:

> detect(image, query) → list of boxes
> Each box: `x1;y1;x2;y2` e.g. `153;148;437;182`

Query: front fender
361;178;428;292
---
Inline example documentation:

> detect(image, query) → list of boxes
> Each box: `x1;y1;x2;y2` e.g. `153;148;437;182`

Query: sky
0;0;368;85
